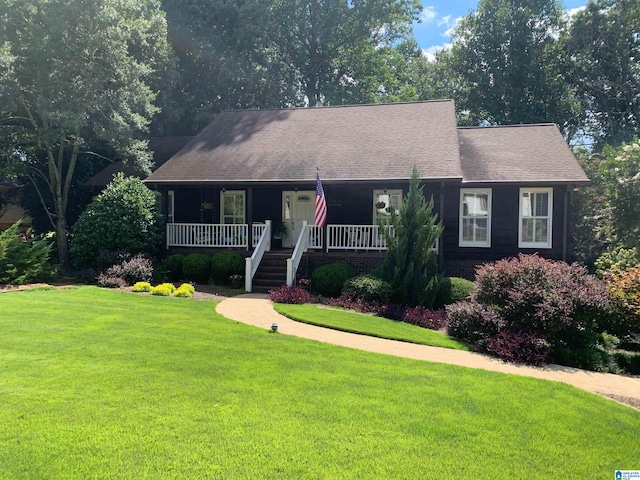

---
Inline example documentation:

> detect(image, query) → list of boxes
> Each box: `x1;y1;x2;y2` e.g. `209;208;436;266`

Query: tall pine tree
382;166;443;306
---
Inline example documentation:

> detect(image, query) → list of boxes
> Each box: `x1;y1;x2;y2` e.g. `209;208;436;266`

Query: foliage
132;281;153;293
599;141;640;248
473;255;609;340
433;277;475;309
70;174;162;269
96;274;127;288
613;350;640;376
174;283;194;298
311;263;353;298
604;266;640;334
342;275;393;303
595;247;639;277
445;301;505;343
446;0;582;136
381;165;443;306
210;252;244;285
0;221;54;284
482;331;551;366
268;285;314;304
402;307;448;331
101;254;154;286
150;283;174;296
163;254;185;282
0;0;170;270
182;254;211;284
566;0;640;147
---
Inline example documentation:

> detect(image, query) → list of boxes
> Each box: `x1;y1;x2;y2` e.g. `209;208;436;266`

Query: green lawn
274;303;471;350
0;287;638;479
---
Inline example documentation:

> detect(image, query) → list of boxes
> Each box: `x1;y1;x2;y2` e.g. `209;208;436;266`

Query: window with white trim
220;190;245;224
459;189;491;247
167;190;175;224
519;188;553;248
373;189;402;225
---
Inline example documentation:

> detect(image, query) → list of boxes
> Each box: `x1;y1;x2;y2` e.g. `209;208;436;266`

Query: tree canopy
0;0;170;270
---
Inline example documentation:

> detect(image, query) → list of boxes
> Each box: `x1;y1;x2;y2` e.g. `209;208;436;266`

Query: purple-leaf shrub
445;301;505;343
96;274;127;288
268;285;314;304
403;306;447;330
481;331;551;366
473;254;609;337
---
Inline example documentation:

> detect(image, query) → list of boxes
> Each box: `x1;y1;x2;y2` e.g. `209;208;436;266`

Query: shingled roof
458;125;589;184
144;101;588;185
145;100;463;184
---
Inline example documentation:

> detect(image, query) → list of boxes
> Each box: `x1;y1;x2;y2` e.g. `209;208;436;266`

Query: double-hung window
519;188;552;248
220;190;245;224
459;189;491;247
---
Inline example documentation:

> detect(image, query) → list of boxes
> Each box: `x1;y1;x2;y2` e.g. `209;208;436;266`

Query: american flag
315;170;327;227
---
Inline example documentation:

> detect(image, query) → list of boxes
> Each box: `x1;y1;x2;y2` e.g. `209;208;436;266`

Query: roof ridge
219;99;455;115
458;123;558;130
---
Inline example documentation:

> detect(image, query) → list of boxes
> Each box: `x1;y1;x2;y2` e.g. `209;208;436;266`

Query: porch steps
251;250;292;293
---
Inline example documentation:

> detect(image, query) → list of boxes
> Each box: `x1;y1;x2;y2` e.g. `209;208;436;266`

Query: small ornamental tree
70;173;162;268
381;165;443;306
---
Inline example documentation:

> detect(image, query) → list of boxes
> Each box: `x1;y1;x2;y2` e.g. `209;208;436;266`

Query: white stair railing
286;221;309;286
245;220;271;293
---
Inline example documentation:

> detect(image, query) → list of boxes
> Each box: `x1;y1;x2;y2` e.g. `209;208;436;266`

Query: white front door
282;191;315;248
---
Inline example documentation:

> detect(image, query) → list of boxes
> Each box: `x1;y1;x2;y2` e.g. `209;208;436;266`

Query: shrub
101;254;153;286
594;247;639;277
96;274;127;288
70;173;162;269
163;254;185;282
473;254;609;340
402;307;447;330
182;254;211;284
132;281;153;292
342;275;393;303
177;283;195;293
210;252;244;285
150;283;175;296
376;303;407;321
433;277;475;309
312;263;353;297
174;284;194;297
613;350;640;375
268;285;314;304
328;294;380;315
0;221;54;285
481;331;551;366
445;301;505;343
604;266;640;334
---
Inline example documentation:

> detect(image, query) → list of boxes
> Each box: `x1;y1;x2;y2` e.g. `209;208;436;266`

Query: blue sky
413;1;589;59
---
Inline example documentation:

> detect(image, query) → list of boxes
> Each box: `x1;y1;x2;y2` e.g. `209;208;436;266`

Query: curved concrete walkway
216;294;640;407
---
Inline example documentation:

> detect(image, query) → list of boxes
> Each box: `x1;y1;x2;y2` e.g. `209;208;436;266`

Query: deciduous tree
0;0;170;271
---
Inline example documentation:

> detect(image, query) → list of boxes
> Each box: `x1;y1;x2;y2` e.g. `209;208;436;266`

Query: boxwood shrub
182;254;211;284
433;276;474;309
211;252;244;285
342;275;393;303
163;254;185;282
312;263;353;298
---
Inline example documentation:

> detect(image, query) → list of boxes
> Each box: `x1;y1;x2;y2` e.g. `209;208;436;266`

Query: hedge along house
144;100;589;292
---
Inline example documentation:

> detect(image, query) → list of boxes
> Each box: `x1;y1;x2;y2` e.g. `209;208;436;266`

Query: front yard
0;287;638;479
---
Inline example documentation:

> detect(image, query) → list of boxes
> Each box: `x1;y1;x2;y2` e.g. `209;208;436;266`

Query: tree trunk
56;213;70;273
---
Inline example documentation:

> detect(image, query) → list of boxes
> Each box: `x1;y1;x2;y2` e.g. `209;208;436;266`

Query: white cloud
443;16;462;37
566;6;586;18
420;6;437;24
422;43;452;63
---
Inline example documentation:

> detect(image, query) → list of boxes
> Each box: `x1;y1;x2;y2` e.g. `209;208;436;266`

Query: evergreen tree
382;166;443;306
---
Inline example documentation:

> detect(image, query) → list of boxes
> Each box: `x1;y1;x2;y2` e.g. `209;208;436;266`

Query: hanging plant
375;201;386;209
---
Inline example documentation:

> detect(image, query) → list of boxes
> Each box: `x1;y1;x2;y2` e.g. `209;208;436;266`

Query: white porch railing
166;223;248;249
308;225;323;249
245;221;271;293
326;225;394;251
325;225;439;253
286;221;309;286
252;223;267;248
